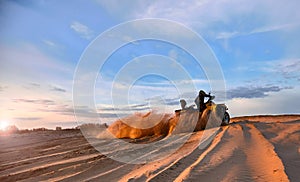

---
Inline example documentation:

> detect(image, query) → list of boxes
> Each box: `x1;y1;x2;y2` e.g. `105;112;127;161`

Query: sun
0;120;9;131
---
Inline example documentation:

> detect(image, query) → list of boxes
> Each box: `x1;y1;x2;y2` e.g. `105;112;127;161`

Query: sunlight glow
0;120;9;131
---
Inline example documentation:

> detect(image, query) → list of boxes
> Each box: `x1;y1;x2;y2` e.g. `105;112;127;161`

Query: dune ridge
0;114;299;181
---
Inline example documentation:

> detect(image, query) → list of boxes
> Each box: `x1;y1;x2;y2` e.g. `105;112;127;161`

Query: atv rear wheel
221;112;230;126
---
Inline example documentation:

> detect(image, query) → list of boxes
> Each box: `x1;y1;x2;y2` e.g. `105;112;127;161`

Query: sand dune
0;115;299;181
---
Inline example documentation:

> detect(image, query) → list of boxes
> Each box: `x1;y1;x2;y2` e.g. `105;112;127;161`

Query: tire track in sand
173;122;289;182
243;123;289;181
77;134;191;182
118;127;226;182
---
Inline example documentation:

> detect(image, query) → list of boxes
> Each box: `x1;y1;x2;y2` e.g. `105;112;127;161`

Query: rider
194;90;210;112
180;99;187;110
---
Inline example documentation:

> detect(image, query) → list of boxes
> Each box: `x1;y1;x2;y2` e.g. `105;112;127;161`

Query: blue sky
0;0;300;129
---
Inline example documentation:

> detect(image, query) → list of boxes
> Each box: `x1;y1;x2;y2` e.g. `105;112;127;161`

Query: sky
0;0;300;129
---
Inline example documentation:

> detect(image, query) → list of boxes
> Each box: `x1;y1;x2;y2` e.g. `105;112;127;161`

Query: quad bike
204;93;230;126
175;93;230;131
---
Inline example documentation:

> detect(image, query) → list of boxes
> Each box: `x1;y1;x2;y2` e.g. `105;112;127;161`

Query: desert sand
0;114;299;182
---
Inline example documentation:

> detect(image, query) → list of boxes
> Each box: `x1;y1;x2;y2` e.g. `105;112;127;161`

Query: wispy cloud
0;85;5;92
216;31;240;40
98;0;300;41
50;85;66;93
98;103;150;112
14;117;42;121
227;85;292;99
13;99;55;105
0;43;73;84
216;23;300;40
43;39;57;47
70;21;94;40
253;58;300;82
29;82;40;87
277;59;300;80
163;98;180;106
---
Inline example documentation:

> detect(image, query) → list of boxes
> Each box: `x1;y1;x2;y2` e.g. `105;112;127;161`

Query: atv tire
221;112;230;126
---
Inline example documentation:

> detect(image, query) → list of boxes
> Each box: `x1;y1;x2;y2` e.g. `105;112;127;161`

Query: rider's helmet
199;90;207;95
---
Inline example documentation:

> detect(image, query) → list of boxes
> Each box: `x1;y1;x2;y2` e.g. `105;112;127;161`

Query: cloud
0;85;5;92
98;103;150;112
164;98;180;106
277;59;300;80
216;23;300;40
0;43;73;85
43;39;57;47
35;104;72;114
98;113;127;119
50;85;66;93
95;0;152;18
227;86;300;116
31;103;120;120
227;85;291;99
22;82;41;90
252;58;300;83
29;82;40;87
225;58;300;87
130;103;149;109
28;103;105;123
14;117;41;121
70;21;94;40
13;99;55;105
98;0;300;42
216;31;240;40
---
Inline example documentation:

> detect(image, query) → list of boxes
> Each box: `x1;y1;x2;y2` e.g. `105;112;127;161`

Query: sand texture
0;115;299;181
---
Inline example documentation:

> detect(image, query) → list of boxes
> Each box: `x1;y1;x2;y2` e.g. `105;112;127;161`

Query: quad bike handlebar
206;93;215;104
208;95;215;101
